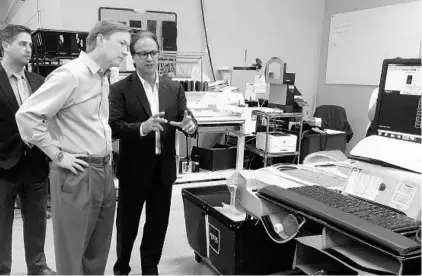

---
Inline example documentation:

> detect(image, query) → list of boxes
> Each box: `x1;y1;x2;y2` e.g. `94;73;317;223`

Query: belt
79;155;110;165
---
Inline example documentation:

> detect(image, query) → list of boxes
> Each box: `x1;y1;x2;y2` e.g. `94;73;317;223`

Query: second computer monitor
373;58;422;144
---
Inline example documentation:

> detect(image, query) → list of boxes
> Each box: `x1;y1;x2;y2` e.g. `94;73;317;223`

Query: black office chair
314;105;354;143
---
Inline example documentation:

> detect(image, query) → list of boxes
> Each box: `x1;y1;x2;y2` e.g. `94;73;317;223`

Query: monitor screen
374;59;421;144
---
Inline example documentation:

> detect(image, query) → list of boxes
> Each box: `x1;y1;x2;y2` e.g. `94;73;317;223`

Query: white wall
203;0;325;115
9;0;39;28
0;1;9;23
7;0;326;115
0;0;18;20
316;0;420;153
5;0;328;157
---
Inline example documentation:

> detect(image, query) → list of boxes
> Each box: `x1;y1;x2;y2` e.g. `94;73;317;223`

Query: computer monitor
373;58;421;144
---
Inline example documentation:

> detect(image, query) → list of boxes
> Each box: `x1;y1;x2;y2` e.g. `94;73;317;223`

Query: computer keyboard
289;185;421;233
271;165;347;188
258;185;421;256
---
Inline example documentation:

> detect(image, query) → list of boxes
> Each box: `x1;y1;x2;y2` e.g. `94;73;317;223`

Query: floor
10;181;225;275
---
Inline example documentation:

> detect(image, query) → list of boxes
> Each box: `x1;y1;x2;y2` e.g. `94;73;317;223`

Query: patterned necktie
14;73;30;104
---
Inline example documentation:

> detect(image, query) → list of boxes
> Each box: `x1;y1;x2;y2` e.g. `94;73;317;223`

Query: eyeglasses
134;50;160;59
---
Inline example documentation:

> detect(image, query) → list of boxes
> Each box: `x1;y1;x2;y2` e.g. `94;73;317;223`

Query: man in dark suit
0;25;54;275
109;30;197;275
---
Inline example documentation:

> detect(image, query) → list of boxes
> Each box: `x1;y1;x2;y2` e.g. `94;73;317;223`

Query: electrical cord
244;136;256;144
185;135;190;161
200;0;216;81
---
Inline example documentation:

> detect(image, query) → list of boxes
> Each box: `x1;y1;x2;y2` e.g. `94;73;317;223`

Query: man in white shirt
366;87;379;136
16;19;131;274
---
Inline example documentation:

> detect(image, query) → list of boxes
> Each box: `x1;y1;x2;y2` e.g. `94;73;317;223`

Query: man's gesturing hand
141;112;168;135
170;110;196;134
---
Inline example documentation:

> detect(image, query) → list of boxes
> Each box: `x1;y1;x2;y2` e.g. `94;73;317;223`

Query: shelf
158;51;206;79
294;229;404;275
254;110;303;118
175;169;236;184
31;54;81;61
196;123;243;132
245;145;299;158
250;110;303;166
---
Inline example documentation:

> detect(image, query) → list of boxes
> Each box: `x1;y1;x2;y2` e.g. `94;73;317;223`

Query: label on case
207;223;220;254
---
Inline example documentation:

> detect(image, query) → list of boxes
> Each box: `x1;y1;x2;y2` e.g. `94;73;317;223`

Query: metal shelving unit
247;110;303;166
245;145;299;158
30;29;88;76
158;51;206;81
118;51;207;86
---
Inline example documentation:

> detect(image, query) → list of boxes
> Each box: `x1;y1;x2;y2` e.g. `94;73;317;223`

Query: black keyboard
258;185;421;256
289;185;421;233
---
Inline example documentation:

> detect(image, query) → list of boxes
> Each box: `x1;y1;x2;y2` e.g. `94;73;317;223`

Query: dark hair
130;30;160;55
86;19;131;53
0;24;32;55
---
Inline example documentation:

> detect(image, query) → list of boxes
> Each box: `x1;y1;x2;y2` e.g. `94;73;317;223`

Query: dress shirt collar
136;71;159;89
79;51;110;77
1;60;25;79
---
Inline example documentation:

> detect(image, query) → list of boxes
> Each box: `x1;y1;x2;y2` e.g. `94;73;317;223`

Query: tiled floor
10;181;224;275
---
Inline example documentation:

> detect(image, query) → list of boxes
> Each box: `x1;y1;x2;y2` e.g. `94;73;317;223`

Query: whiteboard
326;1;421;85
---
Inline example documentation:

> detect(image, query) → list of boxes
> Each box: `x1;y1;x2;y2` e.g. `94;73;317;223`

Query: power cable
200;0;216;81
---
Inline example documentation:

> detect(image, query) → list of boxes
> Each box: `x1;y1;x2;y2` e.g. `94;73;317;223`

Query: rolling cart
182;185;296;275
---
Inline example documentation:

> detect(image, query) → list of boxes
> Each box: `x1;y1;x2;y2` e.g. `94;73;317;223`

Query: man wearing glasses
109;30;197;275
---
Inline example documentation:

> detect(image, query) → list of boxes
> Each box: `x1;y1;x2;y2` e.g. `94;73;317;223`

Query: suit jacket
0;64;49;178
109;73;197;185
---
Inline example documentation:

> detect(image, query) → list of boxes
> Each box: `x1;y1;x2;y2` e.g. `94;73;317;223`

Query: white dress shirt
138;72;161;154
367;87;379;132
16;52;112;159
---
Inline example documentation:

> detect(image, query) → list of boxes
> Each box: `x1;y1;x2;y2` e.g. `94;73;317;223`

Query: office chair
314;105;354;143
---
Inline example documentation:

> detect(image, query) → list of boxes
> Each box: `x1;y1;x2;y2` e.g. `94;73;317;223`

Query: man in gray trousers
15;19;130;275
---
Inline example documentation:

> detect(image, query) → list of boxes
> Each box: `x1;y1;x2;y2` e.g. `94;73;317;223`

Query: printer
256;132;297;153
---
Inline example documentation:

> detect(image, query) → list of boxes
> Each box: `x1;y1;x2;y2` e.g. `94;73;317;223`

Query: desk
175;118;247;183
175;169;236;185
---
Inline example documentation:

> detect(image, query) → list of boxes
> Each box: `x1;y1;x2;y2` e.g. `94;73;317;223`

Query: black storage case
32;29;88;57
300;132;347;163
191;146;237;171
182;185;296;275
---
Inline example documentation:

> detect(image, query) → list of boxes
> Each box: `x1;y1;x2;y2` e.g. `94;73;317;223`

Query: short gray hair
86;19;130;53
